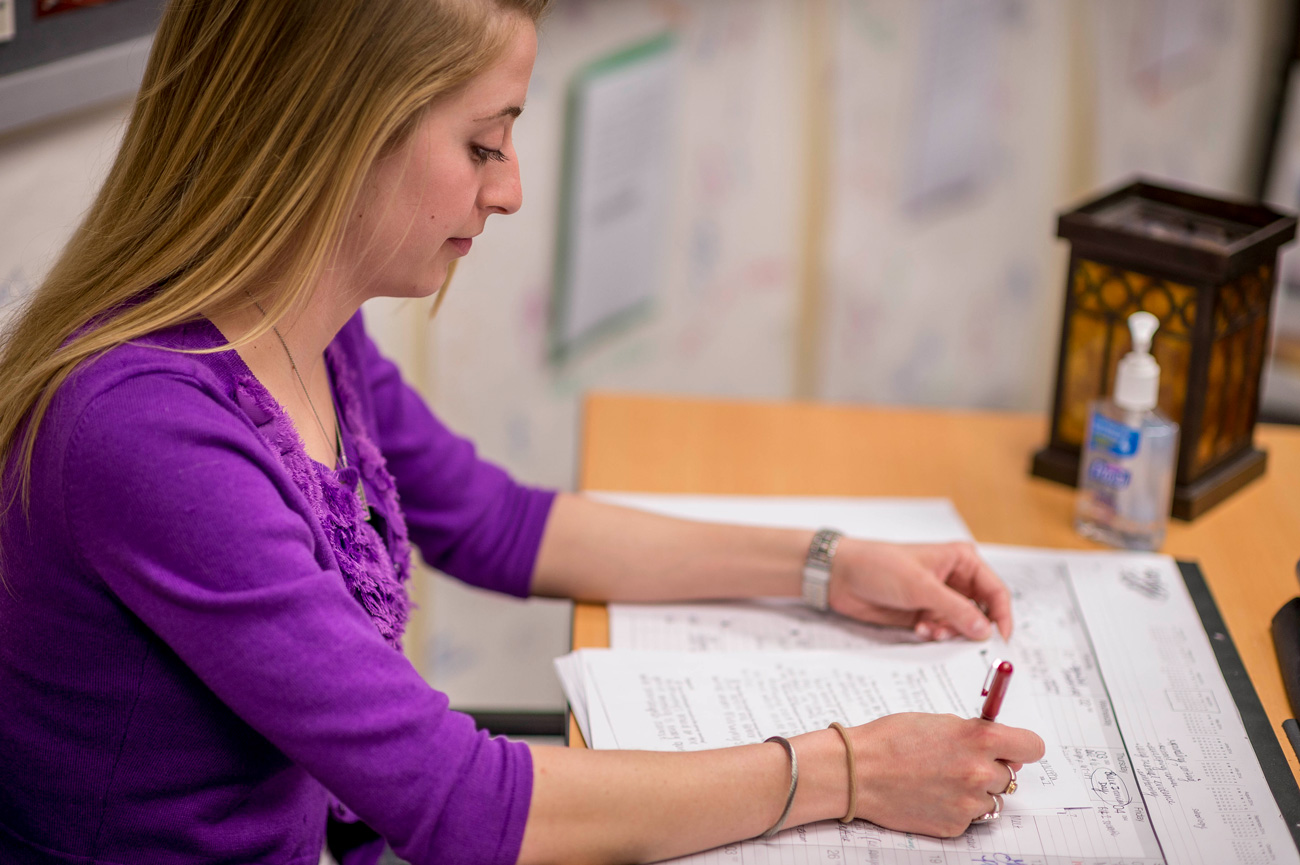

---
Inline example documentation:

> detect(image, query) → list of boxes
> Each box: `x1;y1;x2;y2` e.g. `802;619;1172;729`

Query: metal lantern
1032;179;1296;520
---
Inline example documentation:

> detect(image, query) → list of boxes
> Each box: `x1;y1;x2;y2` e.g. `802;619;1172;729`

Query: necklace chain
248;297;367;509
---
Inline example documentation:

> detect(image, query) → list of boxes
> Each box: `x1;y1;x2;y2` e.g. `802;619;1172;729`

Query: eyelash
471;145;508;165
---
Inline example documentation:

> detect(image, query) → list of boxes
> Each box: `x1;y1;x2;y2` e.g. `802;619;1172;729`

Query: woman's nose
483;156;522;216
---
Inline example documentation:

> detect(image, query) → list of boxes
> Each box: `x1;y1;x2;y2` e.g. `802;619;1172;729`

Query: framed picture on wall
36;0;122;17
0;0;162;135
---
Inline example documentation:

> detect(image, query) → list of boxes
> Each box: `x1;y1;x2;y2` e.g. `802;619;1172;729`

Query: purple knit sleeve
353;326;556;597
60;369;533;865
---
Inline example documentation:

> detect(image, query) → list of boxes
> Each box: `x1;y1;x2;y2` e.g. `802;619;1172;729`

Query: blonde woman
0;1;1043;863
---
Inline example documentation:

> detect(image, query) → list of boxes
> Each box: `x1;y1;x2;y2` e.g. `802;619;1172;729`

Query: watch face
802;566;831;611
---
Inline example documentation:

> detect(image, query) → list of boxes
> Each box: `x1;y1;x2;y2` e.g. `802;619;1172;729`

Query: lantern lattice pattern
1032;179;1295;520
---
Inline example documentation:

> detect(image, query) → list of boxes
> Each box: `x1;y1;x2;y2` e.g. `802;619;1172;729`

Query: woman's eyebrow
474;105;523;122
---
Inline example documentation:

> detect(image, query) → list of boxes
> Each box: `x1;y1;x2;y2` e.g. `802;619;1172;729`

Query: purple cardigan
0;313;556;865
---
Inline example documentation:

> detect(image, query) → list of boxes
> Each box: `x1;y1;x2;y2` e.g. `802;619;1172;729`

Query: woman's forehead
453;19;536;115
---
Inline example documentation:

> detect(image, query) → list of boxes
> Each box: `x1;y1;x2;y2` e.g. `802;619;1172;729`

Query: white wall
430;0;807;492
821;0;1071;411
0;98;129;326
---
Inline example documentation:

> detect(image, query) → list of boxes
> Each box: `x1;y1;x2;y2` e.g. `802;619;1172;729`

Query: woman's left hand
827;540;1012;641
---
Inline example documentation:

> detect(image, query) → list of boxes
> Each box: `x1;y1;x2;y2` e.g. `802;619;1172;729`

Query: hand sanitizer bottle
1075;311;1180;550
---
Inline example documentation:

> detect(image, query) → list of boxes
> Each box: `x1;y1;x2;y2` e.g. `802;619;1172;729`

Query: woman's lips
448;237;472;256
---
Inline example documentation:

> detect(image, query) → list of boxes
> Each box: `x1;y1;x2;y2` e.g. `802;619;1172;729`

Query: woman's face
341;19;537;300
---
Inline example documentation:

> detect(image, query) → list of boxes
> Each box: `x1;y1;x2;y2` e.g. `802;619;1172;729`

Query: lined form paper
1071;552;1299;865
570;644;1089;813
585;545;1300;863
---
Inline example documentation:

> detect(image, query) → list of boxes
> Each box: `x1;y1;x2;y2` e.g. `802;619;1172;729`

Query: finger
916;580;994;641
976;760;1010;795
968;565;1014;640
913;620;955;641
992;726;1046;764
970;793;1002;825
941;547;1014;639
994;760;1016;794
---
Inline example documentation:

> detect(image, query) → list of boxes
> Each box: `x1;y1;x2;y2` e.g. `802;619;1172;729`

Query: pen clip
982;658;1003;697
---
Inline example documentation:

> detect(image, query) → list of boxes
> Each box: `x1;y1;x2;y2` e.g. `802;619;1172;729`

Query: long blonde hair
0;0;548;516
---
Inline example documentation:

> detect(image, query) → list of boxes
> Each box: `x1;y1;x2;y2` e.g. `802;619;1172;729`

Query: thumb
919;579;993;640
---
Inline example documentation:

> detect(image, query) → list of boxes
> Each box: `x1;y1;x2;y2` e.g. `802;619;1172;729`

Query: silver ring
970;793;1003;825
999;760;1018;795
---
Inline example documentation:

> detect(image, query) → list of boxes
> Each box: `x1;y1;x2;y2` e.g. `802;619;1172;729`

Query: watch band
801;528;843;612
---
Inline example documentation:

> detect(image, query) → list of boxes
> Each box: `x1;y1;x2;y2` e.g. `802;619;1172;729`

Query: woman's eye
471;145;508;165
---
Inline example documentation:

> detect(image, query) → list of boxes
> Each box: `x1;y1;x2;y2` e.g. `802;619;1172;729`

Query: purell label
1087;458;1131;490
1090;414;1141;458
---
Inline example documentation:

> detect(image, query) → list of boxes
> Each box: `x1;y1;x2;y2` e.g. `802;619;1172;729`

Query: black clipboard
1178;560;1300;849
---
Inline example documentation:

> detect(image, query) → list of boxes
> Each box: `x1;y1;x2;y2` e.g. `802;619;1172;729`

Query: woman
0;1;1044;863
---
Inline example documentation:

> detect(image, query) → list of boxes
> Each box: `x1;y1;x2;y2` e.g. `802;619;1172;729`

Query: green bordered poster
550;32;678;362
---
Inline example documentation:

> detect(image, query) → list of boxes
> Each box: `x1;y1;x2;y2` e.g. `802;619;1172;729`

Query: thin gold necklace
249;297;367;510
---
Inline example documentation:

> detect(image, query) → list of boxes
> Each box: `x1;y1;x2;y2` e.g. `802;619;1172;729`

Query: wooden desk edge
567;601;609;748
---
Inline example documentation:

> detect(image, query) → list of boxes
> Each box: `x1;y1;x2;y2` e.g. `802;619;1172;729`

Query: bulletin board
0;0;163;135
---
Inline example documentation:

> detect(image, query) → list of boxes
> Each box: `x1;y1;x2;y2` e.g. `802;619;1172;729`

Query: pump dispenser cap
1114;311;1161;411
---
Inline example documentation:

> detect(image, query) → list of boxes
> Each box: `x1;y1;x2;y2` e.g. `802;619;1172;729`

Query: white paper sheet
553;652;591;745
569;544;1300;863
572;644;1089;814
558;494;1298;862
1069;552;1300;865
611;598;925;653
589;493;973;541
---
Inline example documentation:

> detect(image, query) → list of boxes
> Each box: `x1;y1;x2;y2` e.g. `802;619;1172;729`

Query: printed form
595;545;1300;865
572;645;1089;813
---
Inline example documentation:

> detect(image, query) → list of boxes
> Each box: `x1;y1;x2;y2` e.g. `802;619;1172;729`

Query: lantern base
1171;447;1268;521
1030;444;1268;521
1030;445;1082;488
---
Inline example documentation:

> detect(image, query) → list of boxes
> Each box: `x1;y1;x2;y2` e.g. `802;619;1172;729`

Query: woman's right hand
848;712;1046;837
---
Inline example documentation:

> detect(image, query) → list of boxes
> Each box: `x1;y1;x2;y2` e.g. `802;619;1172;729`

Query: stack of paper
553;496;1300;864
556;642;1091;815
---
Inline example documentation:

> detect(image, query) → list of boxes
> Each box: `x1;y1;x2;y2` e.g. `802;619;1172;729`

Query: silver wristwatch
801;528;843;612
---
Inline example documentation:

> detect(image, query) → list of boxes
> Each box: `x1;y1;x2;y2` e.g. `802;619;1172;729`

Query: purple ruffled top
0;312;555;865
232;341;413;650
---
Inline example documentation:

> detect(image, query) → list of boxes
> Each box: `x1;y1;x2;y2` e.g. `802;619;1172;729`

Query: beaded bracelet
758;736;798;838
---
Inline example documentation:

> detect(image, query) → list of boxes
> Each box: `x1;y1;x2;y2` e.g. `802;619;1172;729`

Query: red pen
980;660;1014;722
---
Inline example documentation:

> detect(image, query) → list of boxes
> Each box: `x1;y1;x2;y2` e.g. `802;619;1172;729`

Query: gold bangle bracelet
828;722;857;824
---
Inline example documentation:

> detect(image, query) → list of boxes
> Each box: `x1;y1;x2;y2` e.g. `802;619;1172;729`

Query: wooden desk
571;393;1300;781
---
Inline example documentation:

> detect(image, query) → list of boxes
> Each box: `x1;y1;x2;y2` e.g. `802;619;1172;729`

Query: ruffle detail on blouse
326;345;415;597
233;355;412;651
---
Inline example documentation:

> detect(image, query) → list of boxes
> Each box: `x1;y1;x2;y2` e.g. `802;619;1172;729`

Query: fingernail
915;622;932;640
971;618;991;639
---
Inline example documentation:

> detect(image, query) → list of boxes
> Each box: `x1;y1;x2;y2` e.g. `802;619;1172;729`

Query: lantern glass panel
1058;259;1194;448
1195;264;1272;474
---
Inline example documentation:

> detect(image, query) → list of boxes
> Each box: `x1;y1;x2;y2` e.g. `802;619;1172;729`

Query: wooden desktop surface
570;393;1300;781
